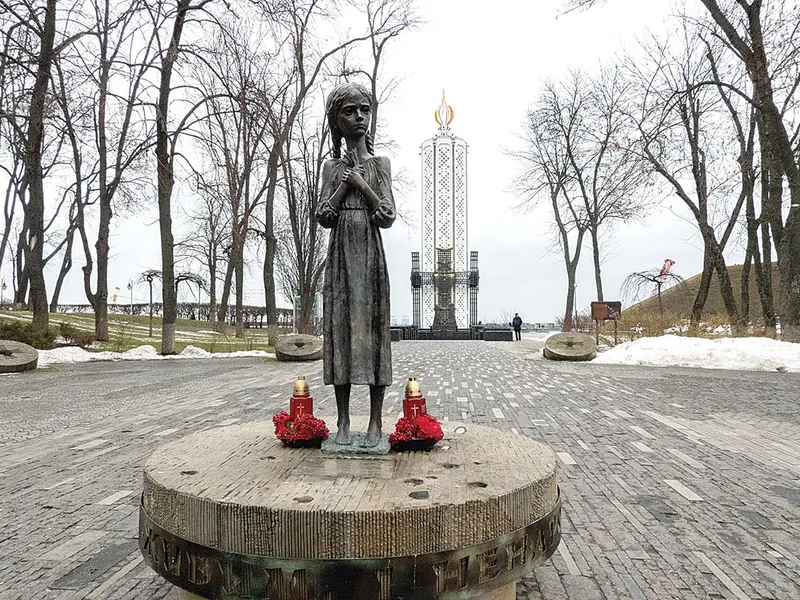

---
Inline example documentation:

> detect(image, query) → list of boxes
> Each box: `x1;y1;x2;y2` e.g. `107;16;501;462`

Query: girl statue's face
336;90;371;138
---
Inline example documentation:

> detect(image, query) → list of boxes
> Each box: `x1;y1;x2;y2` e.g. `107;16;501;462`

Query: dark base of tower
390;325;492;341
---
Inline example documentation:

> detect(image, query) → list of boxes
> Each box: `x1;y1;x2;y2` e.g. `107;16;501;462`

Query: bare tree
275;115;328;333
551;69;651;302
510;83;589;331
146;0;218;354
0;9;31;279
566;0;800;341
249;0;407;346
179;179;230;326
625;30;750;333
60;0;158;340
4;0;59;333
340;0;421;146
190;20;274;338
622;259;685;322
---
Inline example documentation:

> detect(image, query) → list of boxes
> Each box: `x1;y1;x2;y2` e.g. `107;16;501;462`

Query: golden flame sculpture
434;90;454;129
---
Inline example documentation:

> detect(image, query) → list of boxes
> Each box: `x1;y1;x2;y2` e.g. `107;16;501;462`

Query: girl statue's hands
342;167;368;192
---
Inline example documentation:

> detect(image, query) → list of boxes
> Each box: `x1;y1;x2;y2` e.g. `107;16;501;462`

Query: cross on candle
411;405;419;417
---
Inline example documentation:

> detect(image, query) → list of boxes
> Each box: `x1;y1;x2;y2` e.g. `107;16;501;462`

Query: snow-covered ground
36;345;275;367
18;332;800;373
594;335;800;372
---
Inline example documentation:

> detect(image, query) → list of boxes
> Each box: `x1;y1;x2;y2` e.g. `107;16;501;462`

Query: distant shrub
58;322;95;348
0;320;56;349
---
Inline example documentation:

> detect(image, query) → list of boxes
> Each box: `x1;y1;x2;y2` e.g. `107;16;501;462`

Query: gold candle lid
405;377;422;397
294;376;310;396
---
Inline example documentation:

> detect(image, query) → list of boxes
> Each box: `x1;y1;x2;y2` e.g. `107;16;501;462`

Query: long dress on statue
315;155;395;386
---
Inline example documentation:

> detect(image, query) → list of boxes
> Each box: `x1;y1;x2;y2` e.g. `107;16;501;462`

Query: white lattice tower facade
420;93;469;328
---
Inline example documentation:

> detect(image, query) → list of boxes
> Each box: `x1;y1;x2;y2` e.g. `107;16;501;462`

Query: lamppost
1;279;6;307
127;279;133;314
145;273;155;337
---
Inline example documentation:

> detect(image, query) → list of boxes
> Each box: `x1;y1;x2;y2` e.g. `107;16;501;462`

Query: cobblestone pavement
1;340;799;600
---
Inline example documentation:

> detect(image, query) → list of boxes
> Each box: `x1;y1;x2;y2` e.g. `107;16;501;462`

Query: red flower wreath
389;413;444;447
273;411;329;445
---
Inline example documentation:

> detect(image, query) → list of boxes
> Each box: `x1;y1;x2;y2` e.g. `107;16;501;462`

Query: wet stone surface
0;340;799;599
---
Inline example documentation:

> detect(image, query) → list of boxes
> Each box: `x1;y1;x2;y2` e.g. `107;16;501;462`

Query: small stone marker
275;334;323;362
0;340;38;373
543;332;597;361
139;420;561;600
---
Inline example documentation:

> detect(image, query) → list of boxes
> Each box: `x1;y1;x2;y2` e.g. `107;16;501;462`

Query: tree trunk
1;174;18;273
690;254;713;330
563;265;577;332
709;245;744;335
235;249;244;338
778;225;800;341
24;0;58;334
590;225;603;301
49;223;76;313
746;167;775;335
740;247;752;327
90;197;112;340
264;231;278;343
93;11;112;343
263;154;280;346
218;256;234;324
208;257;217;325
155;0;191;355
14;221;28;306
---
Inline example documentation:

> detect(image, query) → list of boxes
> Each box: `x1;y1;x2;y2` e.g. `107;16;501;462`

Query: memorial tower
411;92;479;336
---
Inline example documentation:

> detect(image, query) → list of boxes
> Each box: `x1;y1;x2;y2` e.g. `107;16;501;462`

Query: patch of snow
594;335;800;372
663;324;689;334
122;345;161;359
180;345;211;357
37;344;275;366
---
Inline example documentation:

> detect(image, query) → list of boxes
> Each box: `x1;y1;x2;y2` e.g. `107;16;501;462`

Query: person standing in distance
512;313;523;341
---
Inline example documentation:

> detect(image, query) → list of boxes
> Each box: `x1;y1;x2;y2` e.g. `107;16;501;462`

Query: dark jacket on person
512;316;522;330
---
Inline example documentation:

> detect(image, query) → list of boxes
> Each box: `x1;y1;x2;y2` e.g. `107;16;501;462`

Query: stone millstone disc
543;332;597;361
275;334;323;362
0;340;39;373
141;420;558;560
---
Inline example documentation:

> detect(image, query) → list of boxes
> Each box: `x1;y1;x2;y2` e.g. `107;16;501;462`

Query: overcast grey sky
380;0;708;323
31;0;726;324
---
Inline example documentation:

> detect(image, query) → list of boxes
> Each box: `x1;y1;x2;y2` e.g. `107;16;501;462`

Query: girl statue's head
326;82;375;159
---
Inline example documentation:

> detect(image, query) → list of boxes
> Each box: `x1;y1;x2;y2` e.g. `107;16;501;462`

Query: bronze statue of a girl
315;82;395;447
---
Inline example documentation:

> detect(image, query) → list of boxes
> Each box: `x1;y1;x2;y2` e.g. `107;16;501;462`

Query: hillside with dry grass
623;263;780;324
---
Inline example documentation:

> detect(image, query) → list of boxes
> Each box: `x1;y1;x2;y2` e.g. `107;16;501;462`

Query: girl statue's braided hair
326;82;375;159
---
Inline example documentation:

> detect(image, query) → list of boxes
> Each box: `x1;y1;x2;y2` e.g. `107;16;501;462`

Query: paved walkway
0;340;798;599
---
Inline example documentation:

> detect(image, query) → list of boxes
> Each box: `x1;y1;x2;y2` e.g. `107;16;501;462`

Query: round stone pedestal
543;332;597;361
139;420;561;599
0;340;38;373
275;334;323;362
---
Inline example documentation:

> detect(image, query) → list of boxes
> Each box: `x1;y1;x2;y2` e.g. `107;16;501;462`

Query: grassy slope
0;310;276;354
625;262;780;323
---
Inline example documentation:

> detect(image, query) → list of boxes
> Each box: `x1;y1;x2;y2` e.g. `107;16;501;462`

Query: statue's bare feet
335;422;351;445
364;422;381;447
